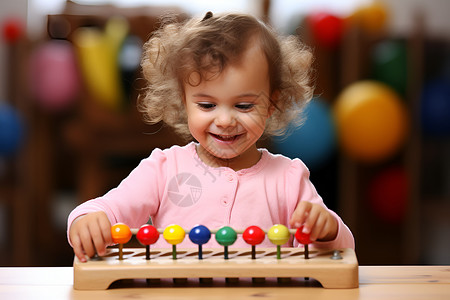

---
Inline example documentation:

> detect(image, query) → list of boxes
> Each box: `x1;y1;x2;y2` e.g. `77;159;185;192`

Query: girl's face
184;44;274;169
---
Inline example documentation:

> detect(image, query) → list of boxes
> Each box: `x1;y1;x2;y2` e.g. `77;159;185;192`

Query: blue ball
0;103;24;156
272;98;336;169
421;80;450;136
188;225;211;245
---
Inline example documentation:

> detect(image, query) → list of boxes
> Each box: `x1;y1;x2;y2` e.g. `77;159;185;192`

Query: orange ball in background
111;223;132;244
346;0;388;35
334;81;409;163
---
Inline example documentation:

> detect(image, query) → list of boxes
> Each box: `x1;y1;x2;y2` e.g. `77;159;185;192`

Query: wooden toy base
73;247;359;290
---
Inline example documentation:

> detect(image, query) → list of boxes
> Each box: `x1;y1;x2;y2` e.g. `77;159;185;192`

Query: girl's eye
197;103;216;110
235;103;254;110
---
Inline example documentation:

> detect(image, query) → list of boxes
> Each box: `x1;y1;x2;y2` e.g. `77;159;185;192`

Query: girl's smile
184;42;275;170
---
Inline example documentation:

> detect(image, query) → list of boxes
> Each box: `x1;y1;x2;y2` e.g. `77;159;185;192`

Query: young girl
68;12;354;262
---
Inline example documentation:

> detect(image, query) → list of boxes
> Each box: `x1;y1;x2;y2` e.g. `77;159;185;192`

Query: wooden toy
295;226;312;259
163;224;185;260
267;224;290;259
188;225;211;259
136;224;159;260
215;226;237;259
242;225;265;259
110;223;132;260
73;224;359;290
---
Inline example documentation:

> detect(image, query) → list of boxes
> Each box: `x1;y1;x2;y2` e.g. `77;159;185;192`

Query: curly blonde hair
139;12;314;140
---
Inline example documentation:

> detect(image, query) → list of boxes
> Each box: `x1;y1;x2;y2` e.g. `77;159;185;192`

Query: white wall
0;0;27;101
384;0;450;38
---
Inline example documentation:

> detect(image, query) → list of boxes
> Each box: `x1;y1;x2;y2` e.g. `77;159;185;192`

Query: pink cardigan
67;143;354;249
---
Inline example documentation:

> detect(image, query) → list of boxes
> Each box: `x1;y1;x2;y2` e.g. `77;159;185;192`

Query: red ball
308;12;343;49
2;18;24;44
136;224;159;246
368;167;408;224
295;226;312;245
242;225;265;246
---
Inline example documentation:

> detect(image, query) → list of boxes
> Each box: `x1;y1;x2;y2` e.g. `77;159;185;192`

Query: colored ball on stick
294;226;312;245
295;226;312;259
215;226;237;246
215;226;237;259
163;224;186;245
243;225;265;260
267;224;290;246
189;225;211;260
163;224;185;260
268;224;290;260
111;223;132;260
137;224;159;260
136;224;159;245
111;223;132;244
243;226;265;246
189;225;211;245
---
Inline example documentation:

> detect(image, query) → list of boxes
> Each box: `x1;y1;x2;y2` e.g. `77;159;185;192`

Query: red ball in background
308;12;343;49
136;224;159;246
295;226;312;245
368;166;409;224
242;225;265;246
2;17;24;44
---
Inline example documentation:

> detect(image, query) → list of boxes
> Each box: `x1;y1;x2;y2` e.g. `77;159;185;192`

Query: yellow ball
111;223;132;244
346;1;388;35
267;224;290;246
334;81;409;163
163;224;186;245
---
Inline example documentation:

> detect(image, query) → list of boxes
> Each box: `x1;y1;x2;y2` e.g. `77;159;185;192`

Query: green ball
371;39;408;96
215;226;237;246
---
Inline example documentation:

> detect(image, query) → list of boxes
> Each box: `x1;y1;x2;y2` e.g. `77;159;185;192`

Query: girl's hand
69;211;112;262
289;201;338;242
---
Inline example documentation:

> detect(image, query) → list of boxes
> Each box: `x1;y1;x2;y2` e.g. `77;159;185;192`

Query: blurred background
1;0;449;267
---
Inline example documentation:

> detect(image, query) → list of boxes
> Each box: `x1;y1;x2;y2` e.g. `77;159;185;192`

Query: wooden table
1;266;449;299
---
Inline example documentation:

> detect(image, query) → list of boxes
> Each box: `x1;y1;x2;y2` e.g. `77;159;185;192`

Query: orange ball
334;81;409;163
346;0;388;35
111;223;132;244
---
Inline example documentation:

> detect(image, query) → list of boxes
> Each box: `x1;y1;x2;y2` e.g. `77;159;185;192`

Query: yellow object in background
334;80;409;163
72;17;129;111
345;0;388;35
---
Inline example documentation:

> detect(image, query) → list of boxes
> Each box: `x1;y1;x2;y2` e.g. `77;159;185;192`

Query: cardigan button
226;173;234;182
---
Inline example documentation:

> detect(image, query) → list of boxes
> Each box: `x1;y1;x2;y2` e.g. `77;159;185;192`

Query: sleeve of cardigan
66;148;168;245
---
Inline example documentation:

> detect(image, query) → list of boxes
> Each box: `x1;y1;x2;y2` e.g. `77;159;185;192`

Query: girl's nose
214;108;236;128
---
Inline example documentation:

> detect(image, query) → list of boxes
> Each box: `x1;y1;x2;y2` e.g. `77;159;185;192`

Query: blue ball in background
420;79;450;136
272;98;336;169
0;102;24;156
